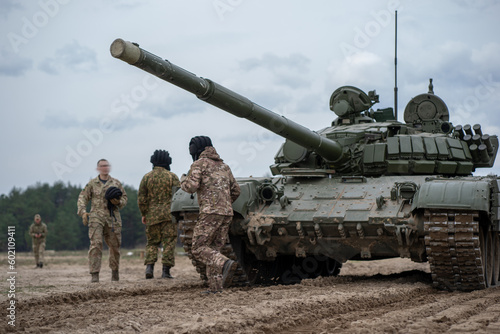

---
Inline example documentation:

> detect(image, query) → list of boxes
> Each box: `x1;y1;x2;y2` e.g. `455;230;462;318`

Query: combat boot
145;264;154;279
162;264;173;279
221;259;237;288
91;272;99;283
111;270;119;281
38;262;43;268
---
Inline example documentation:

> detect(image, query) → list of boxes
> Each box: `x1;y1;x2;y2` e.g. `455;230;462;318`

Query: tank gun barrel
110;39;344;162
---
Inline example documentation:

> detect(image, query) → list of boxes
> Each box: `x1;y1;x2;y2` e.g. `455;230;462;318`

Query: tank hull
173;174;500;290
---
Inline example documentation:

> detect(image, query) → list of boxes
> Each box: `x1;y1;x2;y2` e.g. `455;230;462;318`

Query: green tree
120;184;145;248
0;182;145;251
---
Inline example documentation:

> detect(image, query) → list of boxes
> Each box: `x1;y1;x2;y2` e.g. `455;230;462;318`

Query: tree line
0;181;145;252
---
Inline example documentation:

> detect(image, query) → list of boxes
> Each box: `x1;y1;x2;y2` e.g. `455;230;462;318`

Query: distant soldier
138;150;180;279
29;214;48;268
181;136;241;293
77;159;128;283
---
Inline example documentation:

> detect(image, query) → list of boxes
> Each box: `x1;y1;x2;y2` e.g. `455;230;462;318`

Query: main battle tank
111;38;500;291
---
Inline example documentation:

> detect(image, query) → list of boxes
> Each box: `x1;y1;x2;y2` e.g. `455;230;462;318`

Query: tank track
178;212;250;287
424;210;486;291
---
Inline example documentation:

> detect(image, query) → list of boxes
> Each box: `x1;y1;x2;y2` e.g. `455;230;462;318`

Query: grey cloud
109;0;144;10
294;93;329;116
240;53;310;72
0;0;23;18
38;40;97;75
220;131;282;147
273;72;310;89
0;47;33;76
239;53;311;89
41;111;81;129
403;41;500;93
244;89;289;111
148;96;202;120
38;59;59;75
41;110;149;132
453;0;499;9
471;43;500;76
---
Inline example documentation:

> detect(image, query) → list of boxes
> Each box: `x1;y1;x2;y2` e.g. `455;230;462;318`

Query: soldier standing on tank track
138;150;180;279
181;136;241;293
29;214;48;268
77;159;128;283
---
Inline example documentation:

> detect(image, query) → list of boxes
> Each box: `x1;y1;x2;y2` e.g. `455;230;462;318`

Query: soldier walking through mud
29;214;48;268
77;159;128;283
138;150;180;279
181;136;241;293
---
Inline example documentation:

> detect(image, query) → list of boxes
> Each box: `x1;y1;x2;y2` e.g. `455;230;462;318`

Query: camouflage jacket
77;175;128;226
181;146;240;215
29;222;48;239
138;167;180;226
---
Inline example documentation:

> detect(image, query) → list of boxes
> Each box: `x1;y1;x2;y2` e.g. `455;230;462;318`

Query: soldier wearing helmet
181;136;241;293
77;159;128;283
138;150;180;279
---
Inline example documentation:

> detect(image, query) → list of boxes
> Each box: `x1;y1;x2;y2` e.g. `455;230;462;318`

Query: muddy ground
1;250;500;333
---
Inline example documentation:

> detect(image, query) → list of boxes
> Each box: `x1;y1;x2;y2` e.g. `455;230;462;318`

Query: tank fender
232;181;260;218
411;179;490;212
171;181;259;218
171;189;198;214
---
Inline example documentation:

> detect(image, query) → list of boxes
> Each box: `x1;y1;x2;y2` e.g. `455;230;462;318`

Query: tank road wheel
230;236;294;285
493;232;500;286
321;258;342;277
424;210;487;291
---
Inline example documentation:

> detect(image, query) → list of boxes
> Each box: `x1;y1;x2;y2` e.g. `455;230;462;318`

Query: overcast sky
1;0;499;196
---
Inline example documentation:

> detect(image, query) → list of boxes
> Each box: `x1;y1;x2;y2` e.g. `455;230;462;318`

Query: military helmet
150;149;172;170
105;186;123;200
189;136;212;161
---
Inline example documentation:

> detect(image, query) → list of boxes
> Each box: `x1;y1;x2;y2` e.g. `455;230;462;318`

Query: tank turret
111;39;498;177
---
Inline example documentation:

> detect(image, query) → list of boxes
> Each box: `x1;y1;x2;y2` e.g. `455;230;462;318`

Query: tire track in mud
4;281;204;310
1;281;205;333
4;269;500;333
289;285;500;334
5;270;432;333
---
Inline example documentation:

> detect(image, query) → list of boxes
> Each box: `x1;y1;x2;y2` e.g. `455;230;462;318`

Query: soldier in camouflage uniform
29;214;48;268
181;136;241;293
138;149;180;279
77;159;128;283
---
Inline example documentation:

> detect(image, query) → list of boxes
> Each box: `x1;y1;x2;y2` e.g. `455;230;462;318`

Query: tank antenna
394;10;398;121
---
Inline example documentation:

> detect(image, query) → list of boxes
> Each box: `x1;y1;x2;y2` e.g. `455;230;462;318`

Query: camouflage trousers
88;222;121;274
144;221;177;267
32;238;46;264
191;214;232;291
